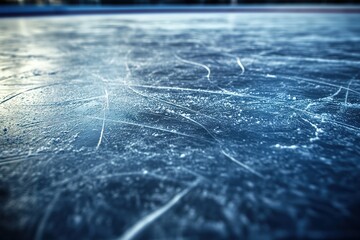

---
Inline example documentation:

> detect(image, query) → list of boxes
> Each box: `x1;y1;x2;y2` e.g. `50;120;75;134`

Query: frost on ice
0;13;360;239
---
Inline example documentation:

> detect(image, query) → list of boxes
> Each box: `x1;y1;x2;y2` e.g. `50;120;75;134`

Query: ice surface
1;13;360;239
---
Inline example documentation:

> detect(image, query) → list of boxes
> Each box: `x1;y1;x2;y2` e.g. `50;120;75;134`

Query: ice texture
1;13;360;239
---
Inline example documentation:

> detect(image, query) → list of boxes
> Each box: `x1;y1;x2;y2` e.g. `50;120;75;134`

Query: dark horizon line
1;5;360;18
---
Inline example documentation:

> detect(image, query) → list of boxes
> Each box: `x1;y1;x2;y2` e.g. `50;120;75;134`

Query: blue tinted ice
0;13;360;239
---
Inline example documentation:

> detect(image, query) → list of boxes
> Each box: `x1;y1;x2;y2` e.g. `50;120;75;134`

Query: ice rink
1;9;360;239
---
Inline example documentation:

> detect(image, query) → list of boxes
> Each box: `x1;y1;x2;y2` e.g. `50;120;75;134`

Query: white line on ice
175;54;211;80
35;191;61;240
118;180;199;240
236;57;245;75
96;88;109;150
221;150;264;178
344;80;353;105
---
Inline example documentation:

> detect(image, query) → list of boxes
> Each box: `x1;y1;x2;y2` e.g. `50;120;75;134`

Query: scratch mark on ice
119;84;262;99
300;117;323;142
235;57;245;75
283;76;360;96
180;113;218;141
118;180;200;240
0;83;59;105
88;116;213;143
125;50;132;81
329;87;342;99
35;191;61;240
221;150;264;178
344;80;353;105
0;158;29;166
96;88;109;150
274;144;299;149
329;119;360;132
127;86;217;120
290;107;360;133
175;54;211;81
266;74;276;78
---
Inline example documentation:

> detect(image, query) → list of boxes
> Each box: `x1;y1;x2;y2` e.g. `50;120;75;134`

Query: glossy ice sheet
1;13;360;239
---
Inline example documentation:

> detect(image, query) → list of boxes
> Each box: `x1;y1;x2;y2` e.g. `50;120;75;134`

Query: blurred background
1;0;359;6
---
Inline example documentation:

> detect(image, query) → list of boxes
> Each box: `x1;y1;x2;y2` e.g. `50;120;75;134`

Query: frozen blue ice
1;12;360;239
